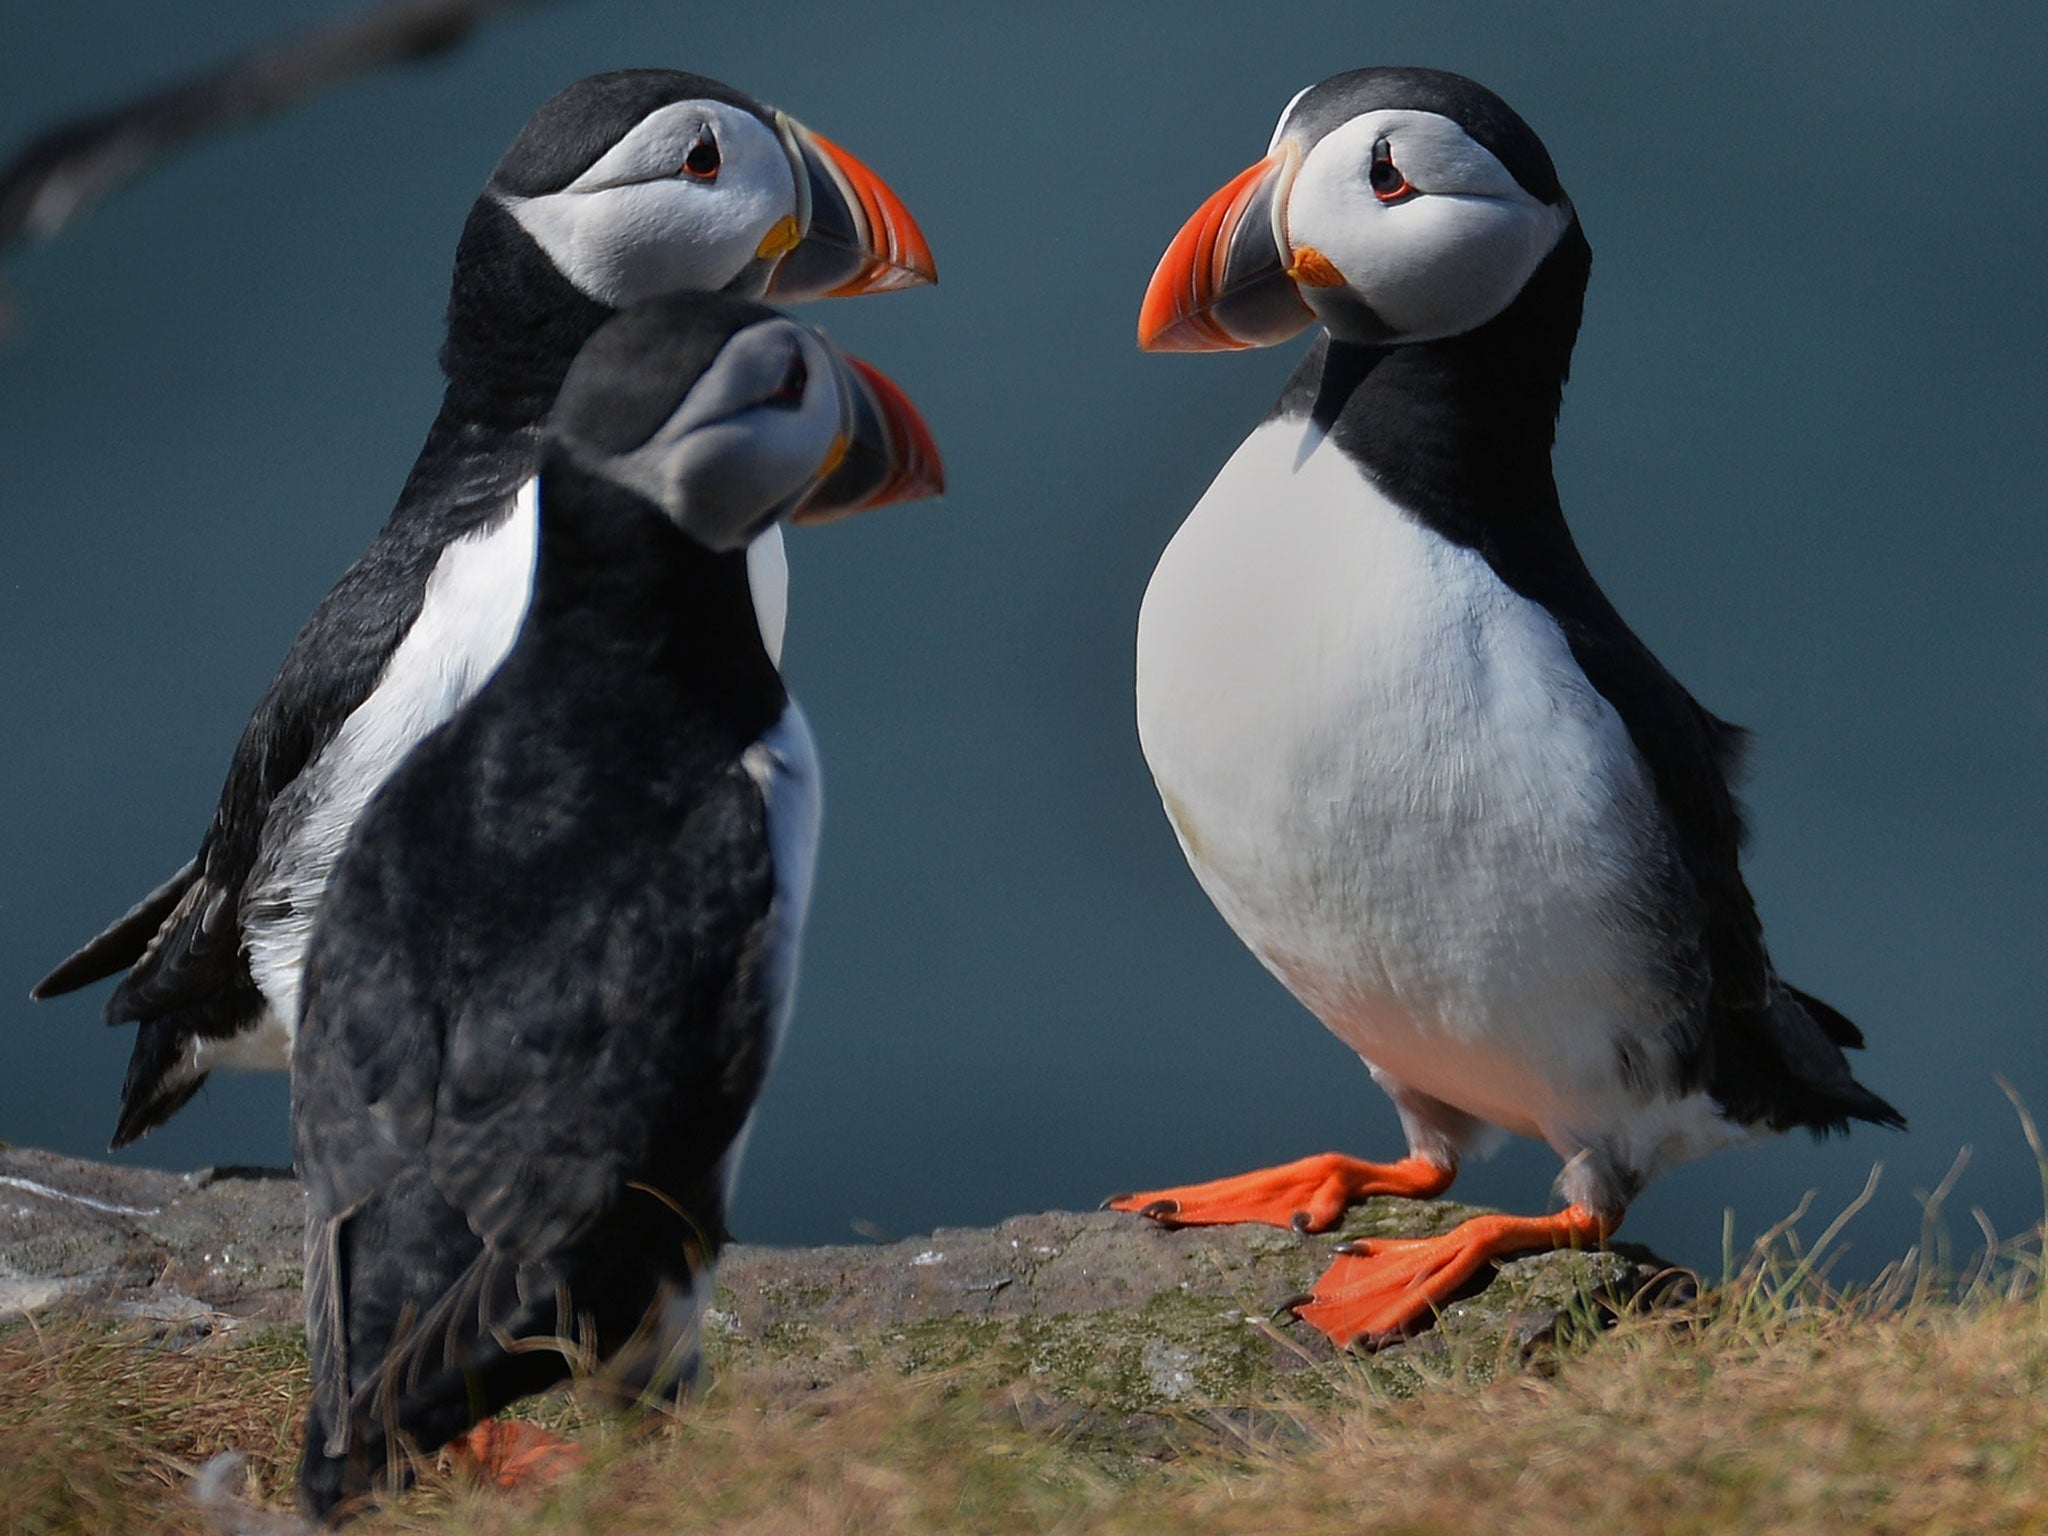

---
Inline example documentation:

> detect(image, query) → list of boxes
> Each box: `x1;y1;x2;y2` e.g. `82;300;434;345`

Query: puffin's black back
294;427;793;1516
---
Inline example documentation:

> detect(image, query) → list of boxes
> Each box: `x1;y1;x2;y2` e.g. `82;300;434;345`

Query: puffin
1110;67;1901;1347
293;291;943;1520
31;69;935;1148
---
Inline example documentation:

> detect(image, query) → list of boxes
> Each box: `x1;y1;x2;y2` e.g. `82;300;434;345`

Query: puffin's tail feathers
1707;983;1904;1139
31;857;198;999
1781;982;1867;1052
108;1020;209;1148
104;933;269;1146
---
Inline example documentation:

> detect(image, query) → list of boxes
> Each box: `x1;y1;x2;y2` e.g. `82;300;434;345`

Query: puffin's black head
482;68;935;310
546;293;943;552
1138;67;1584;354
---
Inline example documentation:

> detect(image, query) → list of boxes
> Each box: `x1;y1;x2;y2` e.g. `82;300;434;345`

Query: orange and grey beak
1137;145;1318;353
766;116;938;302
792;354;945;523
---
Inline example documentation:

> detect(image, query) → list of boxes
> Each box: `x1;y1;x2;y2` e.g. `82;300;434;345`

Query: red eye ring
768;349;807;408
1368;140;1412;204
680;136;720;182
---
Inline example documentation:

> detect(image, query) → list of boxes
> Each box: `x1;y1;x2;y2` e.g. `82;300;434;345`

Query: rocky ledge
0;1144;1687;1411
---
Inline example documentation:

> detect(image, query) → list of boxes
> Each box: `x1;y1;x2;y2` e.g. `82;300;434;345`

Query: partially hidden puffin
293;292;943;1520
32;69;935;1148
1112;68;1901;1347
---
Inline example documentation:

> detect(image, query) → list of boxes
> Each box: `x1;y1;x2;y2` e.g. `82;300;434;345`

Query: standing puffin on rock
1111;67;1901;1348
32;69;934;1149
293;292;943;1521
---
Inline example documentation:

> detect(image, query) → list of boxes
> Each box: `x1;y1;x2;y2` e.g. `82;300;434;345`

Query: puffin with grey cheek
32;69;935;1150
293;292;943;1521
1109;67;1901;1348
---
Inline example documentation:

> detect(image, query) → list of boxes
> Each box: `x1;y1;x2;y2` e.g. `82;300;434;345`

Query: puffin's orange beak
793;353;944;522
1138;146;1317;353
767;118;937;302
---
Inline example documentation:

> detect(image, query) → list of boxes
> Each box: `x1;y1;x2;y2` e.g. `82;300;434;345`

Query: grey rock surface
0;1146;302;1323
0;1145;1687;1411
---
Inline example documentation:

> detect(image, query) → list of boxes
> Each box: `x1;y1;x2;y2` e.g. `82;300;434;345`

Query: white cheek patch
1288;110;1572;343
503;102;795;307
587;320;796;514
1341;193;1570;341
598;334;842;553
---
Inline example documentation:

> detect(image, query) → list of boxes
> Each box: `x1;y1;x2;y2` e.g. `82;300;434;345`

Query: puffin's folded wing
1508;532;1768;1019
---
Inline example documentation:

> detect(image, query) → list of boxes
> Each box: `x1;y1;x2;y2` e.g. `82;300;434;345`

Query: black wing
1498;520;1900;1134
42;430;533;1145
1518;549;1765;1008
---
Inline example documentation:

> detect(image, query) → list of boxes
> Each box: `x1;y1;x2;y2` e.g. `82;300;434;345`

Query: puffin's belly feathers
1136;418;1691;1138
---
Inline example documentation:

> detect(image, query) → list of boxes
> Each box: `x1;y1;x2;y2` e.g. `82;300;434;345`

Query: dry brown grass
10;1179;2048;1535
11;1290;2048;1534
0;1317;302;1535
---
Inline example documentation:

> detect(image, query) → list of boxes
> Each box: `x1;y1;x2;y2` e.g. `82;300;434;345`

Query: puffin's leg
443;1420;584;1489
1107;1069;1481;1233
1108;1152;1454;1232
1287;1203;1616;1348
442;1269;706;1489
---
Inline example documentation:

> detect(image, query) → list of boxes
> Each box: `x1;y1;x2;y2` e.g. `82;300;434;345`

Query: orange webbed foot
1286;1204;1612;1349
443;1418;584;1489
1107;1153;1453;1232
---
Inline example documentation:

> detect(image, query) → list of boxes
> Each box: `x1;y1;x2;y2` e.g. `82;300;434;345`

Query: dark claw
1289;1210;1313;1234
1275;1292;1316;1319
1139;1199;1180;1222
1331;1239;1368;1257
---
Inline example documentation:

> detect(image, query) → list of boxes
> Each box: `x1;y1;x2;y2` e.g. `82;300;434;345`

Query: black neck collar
1268;219;1591;551
438;197;613;432
523;452;785;733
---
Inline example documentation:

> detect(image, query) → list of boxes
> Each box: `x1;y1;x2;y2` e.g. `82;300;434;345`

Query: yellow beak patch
755;215;803;262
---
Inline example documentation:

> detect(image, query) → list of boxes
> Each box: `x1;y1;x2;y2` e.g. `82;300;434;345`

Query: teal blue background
3;3;2043;1279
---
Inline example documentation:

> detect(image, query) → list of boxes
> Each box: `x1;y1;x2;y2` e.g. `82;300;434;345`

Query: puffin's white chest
240;485;543;1047
1136;418;1679;1139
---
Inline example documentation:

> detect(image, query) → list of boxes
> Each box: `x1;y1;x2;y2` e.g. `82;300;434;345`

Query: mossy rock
709;1203;1682;1419
1;1146;1685;1432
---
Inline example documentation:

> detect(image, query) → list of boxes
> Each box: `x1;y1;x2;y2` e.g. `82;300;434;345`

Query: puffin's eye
767;349;807;409
680;134;721;181
1368;140;1413;203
